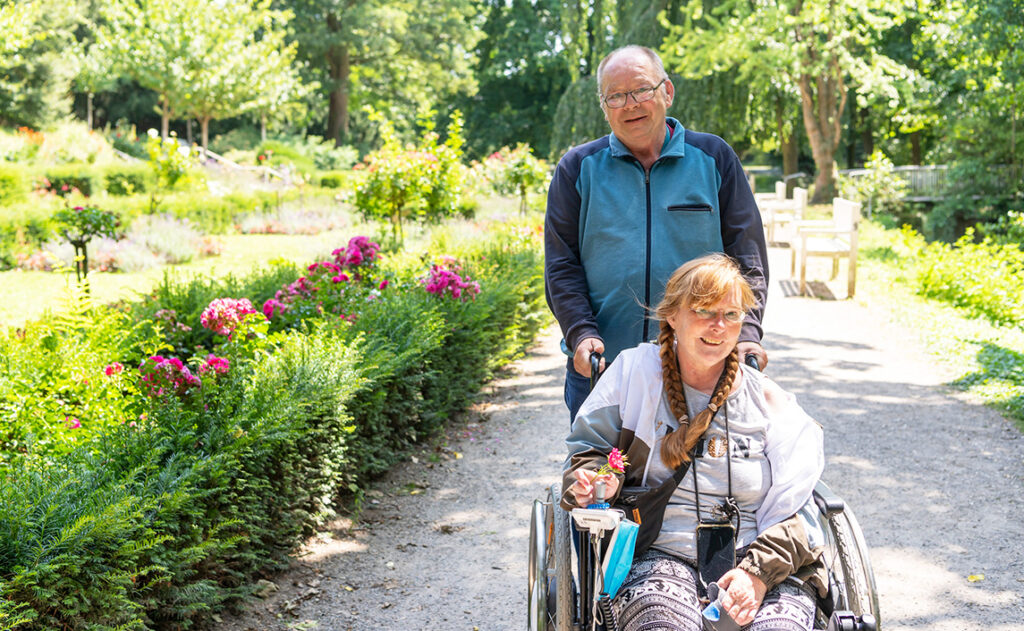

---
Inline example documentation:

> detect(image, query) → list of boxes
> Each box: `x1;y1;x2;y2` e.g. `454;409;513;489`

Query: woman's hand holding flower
570;468;620;507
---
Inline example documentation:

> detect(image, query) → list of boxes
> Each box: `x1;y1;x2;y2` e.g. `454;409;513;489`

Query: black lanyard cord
692;401;740;532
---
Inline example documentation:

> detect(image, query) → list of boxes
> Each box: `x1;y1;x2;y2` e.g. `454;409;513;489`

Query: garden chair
763;186;808;245
790;197;861;298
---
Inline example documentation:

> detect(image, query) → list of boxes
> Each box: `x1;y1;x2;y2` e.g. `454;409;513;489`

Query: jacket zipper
643;168;652;344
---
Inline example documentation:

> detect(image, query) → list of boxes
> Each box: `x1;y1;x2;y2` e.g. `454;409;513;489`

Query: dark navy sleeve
716;142;769;344
544;148;602;352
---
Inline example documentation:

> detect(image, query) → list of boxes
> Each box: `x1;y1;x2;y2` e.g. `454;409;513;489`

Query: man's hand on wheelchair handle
573;337;605;377
717;568;767;626
737;341;767;371
570;468;620;507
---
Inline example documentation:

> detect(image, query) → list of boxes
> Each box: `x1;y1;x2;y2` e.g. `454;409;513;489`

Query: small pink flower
65;416;81;429
607;448;626;473
379;279;389;290
104;362;124;376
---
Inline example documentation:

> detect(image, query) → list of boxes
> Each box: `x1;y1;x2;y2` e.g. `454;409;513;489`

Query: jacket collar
608;117;687;161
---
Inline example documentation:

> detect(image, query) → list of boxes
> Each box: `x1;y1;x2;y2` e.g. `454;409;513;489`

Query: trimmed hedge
0;222;546;629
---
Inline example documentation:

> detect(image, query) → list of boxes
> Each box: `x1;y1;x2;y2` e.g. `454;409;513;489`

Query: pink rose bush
419;257;481;301
201;298;257;337
139;355;201;398
262;236;390;328
199;354;230;377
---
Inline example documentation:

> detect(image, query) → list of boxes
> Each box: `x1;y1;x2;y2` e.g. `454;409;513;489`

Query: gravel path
221;247;1024;631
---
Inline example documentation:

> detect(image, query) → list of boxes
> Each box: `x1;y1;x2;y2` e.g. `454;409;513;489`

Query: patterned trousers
613;550;816;631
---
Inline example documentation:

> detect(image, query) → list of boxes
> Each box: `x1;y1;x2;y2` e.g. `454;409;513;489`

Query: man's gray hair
596;45;668;98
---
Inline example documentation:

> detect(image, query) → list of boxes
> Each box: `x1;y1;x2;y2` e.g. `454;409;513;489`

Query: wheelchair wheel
528;483;573;631
550;483;573;631
826;503;881;629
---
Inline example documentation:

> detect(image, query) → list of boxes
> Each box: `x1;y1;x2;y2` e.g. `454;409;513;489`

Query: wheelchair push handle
743;353;760;371
589;351;603;391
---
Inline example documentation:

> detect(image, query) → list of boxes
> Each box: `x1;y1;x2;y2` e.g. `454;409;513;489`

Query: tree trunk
910;130;921;165
326;44;351;147
860;105;873;160
200;117;211;160
186;119;193;146
798;66;847;204
776;96;798;195
86;92;94;129
160;94;171;140
261;111;267;142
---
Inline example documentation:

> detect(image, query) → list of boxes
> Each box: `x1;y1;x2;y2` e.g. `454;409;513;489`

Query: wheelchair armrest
813;480;845;517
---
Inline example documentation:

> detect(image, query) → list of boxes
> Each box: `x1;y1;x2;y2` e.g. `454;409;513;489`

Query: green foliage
914;228;1024;328
39;166;99;198
0;217;547;627
483;144;550;214
459;0;570;159
0;164;28;204
103;164;150;196
979;210;1024;245
318;170;357;189
51;204;123;281
839;150;909;216
144;130;194;192
354;111;470;245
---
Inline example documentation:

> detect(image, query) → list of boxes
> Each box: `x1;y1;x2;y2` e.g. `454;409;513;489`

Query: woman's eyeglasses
691;308;746;324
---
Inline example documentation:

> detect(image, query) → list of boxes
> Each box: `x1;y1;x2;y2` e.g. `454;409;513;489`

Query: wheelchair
528;479;881;631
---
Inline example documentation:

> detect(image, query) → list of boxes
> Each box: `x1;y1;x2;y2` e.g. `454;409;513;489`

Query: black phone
696;521;736;589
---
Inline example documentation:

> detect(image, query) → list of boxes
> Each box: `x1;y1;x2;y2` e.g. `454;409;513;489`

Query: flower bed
0;221;545;629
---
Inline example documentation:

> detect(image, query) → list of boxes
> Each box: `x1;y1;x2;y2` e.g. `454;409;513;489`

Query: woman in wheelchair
563;253;828;631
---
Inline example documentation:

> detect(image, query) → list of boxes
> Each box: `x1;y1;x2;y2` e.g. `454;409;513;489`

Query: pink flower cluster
139;355;201;398
263;237;386;321
420;258;481;301
332;236;380;279
104;362;124;376
200;298;257;337
199;354;230;376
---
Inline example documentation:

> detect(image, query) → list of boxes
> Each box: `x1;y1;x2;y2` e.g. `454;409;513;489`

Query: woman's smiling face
667;284;745;371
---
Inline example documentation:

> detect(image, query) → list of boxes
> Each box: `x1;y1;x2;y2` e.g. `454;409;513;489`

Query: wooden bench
790;197;861;298
762;185;807;244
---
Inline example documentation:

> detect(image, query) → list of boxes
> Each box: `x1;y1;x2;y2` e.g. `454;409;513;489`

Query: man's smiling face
599;50;674;158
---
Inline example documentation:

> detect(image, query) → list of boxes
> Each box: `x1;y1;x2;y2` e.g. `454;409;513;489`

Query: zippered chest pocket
667;203;713;213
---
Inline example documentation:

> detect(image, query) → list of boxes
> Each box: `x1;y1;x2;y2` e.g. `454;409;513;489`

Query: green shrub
914;228;1024;327
40;165;100;197
103;164;150;196
0;219;547;628
319;170;353;189
0;164;29;204
354;111;469;245
210;126;261;154
255;140;316;175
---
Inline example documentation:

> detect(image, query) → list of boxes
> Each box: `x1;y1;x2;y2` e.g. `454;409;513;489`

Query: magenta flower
139;355;201;398
65;416;81;429
199;354;230;376
104;362;124;376
200;297;257;336
331;273;350;284
262;298;287;320
419;259;481;301
379;279;389;290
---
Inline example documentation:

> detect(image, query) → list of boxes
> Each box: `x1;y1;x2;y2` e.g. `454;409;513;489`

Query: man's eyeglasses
602;79;666;109
691;308;746;324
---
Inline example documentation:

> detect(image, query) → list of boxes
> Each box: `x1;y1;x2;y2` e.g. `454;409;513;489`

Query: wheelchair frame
528;480;880;631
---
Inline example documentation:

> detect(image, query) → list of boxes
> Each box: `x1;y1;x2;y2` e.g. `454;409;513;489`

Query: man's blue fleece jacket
544;117;768;364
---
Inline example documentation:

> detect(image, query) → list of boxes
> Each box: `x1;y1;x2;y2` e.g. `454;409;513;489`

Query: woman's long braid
659;319;741;470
